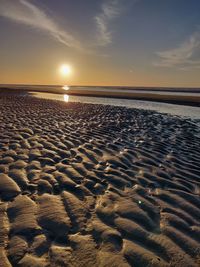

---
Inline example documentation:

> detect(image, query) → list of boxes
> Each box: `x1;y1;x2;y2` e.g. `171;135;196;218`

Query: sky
0;0;200;87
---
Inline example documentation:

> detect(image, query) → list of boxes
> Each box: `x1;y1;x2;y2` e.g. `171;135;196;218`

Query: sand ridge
0;93;200;267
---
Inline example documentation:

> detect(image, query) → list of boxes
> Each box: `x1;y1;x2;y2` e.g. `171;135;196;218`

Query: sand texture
0;93;200;267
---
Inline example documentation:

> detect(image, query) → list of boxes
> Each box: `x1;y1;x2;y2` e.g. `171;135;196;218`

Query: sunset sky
0;0;200;87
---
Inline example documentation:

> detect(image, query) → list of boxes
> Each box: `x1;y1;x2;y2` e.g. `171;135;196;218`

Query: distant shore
61;88;200;107
1;86;200;107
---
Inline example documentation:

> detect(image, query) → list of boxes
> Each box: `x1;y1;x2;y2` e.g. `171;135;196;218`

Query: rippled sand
0;93;200;267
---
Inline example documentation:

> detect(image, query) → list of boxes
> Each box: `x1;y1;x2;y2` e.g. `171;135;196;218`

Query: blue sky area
0;0;200;86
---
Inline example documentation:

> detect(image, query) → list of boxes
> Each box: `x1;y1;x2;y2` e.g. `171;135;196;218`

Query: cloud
0;0;81;50
154;31;200;70
94;0;124;46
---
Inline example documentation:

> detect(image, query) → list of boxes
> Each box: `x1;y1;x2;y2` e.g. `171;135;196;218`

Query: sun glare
59;64;72;76
62;85;70;90
64;94;69;102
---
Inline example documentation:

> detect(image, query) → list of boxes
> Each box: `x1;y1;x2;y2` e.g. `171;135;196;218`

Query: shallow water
31;92;200;120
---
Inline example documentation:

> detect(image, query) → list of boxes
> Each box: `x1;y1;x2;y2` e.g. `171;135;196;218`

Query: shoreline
1;83;200;92
63;90;200;107
1;87;200;107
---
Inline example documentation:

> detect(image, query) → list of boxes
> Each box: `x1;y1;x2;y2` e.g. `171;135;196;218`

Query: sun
59;64;72;76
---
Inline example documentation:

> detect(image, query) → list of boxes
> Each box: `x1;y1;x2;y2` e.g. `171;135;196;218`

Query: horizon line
0;83;200;90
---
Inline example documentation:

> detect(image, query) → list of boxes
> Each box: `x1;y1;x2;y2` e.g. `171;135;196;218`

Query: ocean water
31;92;200;120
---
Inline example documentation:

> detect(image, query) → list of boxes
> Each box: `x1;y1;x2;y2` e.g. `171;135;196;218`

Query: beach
0;91;200;267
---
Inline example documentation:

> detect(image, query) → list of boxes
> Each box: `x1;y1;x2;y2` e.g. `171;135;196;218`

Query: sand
0;92;200;267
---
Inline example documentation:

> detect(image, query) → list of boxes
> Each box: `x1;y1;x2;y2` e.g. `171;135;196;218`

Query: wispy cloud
94;0;124;46
154;31;200;70
0;0;81;50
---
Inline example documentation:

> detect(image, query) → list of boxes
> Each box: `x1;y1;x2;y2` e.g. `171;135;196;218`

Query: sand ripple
0;93;200;266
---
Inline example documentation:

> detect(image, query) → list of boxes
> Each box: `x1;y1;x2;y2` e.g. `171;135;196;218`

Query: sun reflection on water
64;94;69;102
62;85;70;90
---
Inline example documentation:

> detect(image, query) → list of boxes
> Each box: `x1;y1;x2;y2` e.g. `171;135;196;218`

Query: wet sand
0;92;200;267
